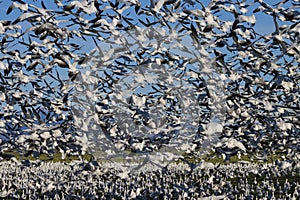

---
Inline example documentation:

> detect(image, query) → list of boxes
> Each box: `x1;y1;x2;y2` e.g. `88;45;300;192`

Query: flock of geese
0;0;299;198
0;159;299;199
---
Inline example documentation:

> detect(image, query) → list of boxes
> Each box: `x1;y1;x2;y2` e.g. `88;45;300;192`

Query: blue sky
0;0;292;85
0;0;294;78
0;0;298;141
0;0;288;35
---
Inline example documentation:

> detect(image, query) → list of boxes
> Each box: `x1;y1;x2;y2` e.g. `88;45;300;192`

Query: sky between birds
0;0;290;52
0;0;291;87
0;0;298;163
0;0;295;121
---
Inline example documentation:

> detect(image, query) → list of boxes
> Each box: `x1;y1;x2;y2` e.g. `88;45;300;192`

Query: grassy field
0;148;295;165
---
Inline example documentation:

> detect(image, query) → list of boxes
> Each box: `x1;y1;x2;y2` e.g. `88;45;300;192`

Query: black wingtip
41;1;47;9
6;6;13;15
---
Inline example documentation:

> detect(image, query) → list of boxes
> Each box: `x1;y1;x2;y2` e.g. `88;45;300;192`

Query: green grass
0;150;94;163
181;150;284;165
0;148;296;165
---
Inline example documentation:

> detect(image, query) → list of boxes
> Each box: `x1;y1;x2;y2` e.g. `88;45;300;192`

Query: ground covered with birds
0;158;299;199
